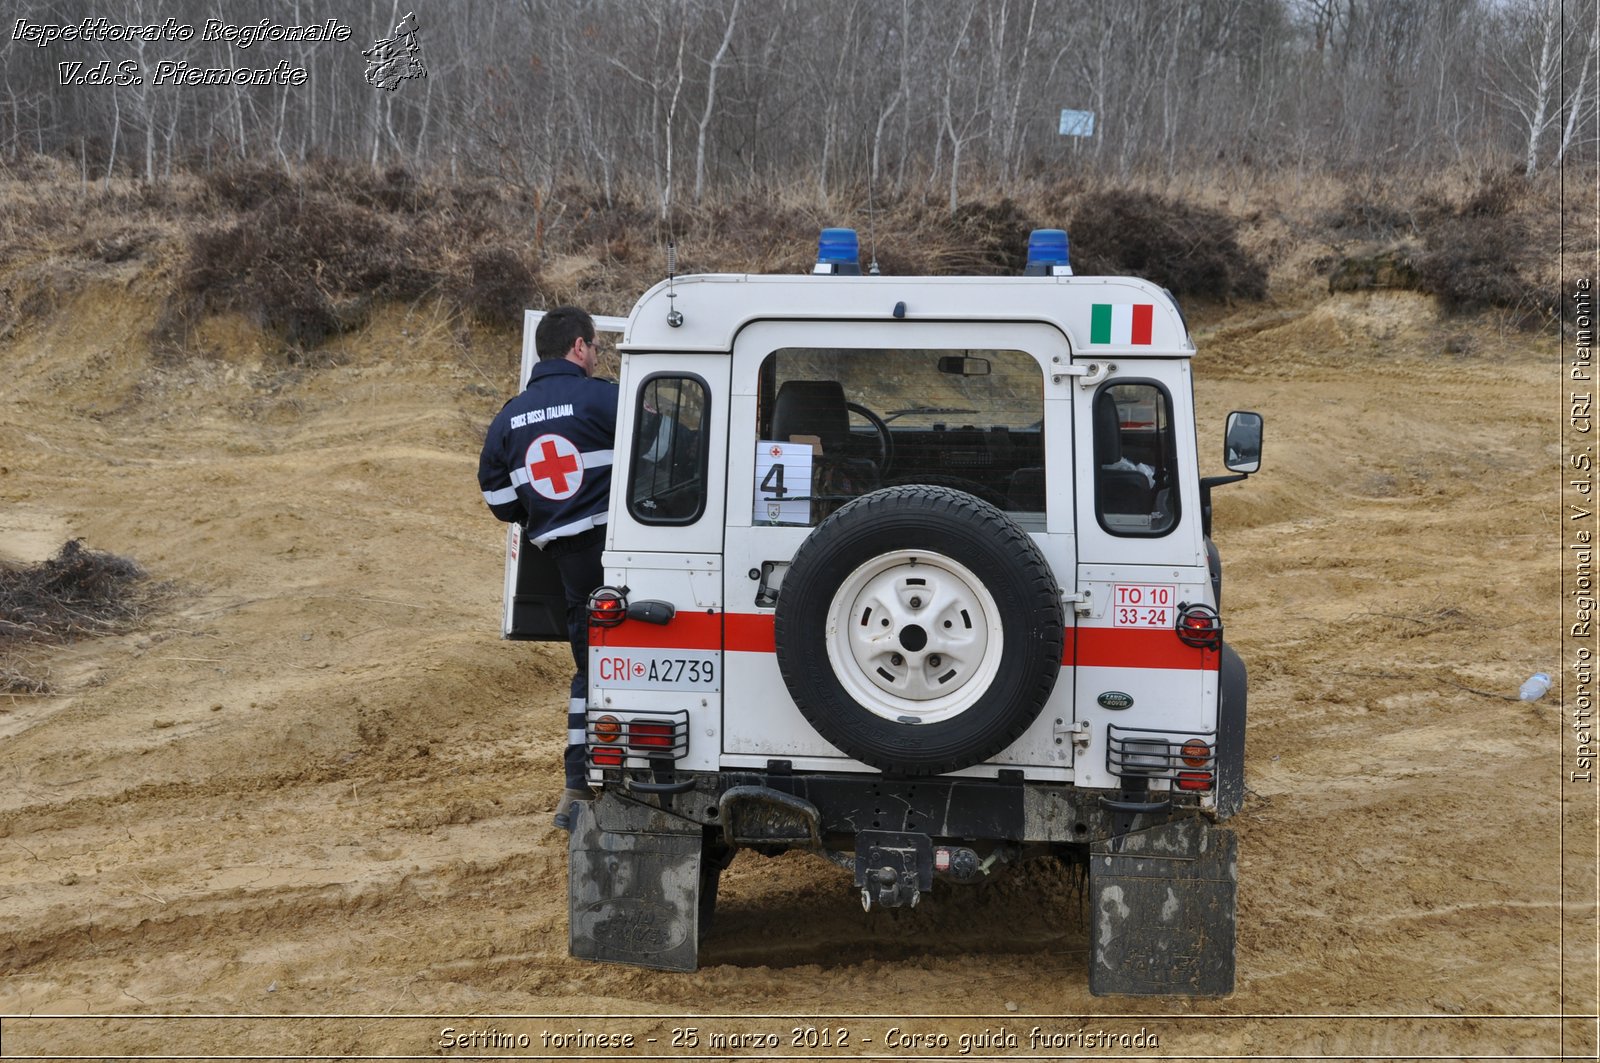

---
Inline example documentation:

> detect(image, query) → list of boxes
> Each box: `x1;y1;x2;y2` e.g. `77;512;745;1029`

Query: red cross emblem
525;434;583;500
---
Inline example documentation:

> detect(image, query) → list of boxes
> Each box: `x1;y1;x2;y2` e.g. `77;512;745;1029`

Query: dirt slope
0;263;1587;1059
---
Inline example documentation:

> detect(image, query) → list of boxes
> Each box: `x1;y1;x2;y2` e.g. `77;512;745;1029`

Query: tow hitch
855;830;932;910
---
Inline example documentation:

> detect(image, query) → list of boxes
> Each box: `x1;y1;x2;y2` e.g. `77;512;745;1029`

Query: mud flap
1089;817;1237;997
568;792;703;972
1215;644;1248;819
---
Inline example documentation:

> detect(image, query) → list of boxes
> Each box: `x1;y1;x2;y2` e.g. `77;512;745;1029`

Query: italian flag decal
1090;303;1154;345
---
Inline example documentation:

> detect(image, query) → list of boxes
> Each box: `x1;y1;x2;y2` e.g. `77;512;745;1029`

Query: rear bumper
594;767;1212;845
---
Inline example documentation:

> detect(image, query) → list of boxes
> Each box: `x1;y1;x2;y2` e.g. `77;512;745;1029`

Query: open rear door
501;310;628;640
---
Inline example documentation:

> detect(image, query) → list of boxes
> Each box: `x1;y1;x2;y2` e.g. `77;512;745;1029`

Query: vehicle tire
774;485;1064;775
884;472;1008;510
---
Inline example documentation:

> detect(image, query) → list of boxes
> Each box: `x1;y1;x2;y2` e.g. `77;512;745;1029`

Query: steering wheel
846;402;894;479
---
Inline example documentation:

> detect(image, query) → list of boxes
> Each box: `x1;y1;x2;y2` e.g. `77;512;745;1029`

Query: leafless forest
2;0;1597;206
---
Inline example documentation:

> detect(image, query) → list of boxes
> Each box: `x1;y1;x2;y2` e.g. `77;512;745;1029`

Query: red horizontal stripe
725;613;776;653
597;614;1215;672
1071;626;1218;671
592;611;721;650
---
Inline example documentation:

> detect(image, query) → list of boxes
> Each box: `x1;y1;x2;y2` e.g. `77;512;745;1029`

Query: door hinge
1057;720;1092;752
1052;361;1115;388
1064;589;1093;616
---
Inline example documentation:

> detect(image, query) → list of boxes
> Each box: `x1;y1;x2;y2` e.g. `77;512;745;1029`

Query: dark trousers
545;526;605;789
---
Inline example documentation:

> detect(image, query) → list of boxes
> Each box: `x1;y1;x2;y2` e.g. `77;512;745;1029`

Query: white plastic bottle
1519;673;1551;701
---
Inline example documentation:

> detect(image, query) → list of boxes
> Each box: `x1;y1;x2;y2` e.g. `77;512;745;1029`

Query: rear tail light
1107;725;1217;791
628;721;676;748
1178;739;1214;790
586;712;690;767
588;587;627;628
591;715;624;766
1176;602;1222;650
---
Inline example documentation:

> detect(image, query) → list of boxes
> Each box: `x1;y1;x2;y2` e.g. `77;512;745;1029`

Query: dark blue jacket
478;360;620;547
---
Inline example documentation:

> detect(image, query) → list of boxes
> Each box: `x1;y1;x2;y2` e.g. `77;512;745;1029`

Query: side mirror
1224;411;1263;473
937;355;991;377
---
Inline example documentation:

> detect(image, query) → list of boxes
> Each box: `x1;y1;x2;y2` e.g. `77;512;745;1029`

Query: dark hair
535;306;595;361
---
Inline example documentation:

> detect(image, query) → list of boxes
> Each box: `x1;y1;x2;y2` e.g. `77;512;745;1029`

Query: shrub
306;160;436;214
1321;193;1415;240
201;162;295;213
181;190;440;348
1413;174;1544;318
457;246;540;327
1415;214;1534;315
1068;190;1267;301
950;198;1041;274
1459;170;1524;219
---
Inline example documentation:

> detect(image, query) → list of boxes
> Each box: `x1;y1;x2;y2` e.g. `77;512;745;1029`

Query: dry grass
0;539;170;648
0;157;1575;351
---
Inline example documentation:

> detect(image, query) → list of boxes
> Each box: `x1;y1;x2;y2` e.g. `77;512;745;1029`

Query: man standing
478;307;618;829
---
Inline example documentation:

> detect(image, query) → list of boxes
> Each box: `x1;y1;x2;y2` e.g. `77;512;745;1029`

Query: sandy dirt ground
0;257;1592;1060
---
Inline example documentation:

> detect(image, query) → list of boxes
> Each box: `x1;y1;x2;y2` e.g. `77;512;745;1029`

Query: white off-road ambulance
501;228;1262;996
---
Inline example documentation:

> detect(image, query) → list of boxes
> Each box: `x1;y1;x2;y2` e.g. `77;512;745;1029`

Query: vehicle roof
617;273;1194;357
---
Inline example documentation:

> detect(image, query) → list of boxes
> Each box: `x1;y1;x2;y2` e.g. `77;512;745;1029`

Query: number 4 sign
753;440;813;525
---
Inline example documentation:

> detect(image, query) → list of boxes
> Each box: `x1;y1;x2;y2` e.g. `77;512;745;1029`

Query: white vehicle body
501;232;1259;994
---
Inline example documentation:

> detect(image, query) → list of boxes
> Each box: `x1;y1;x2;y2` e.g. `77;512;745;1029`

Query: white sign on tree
1059;109;1096;137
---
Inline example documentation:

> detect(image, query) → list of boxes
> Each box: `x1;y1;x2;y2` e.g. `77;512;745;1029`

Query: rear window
755;347;1044;526
628;374;709;525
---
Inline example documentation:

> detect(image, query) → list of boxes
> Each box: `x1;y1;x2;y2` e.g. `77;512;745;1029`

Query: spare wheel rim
824;549;1005;725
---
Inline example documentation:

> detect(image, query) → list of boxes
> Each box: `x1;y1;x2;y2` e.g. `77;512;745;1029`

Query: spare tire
774;485;1064;775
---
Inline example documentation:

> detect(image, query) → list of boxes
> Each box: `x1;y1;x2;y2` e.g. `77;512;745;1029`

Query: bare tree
1491;0;1571;173
936;1;981;213
693;0;740;203
1556;6;1600;168
0;0;1591;189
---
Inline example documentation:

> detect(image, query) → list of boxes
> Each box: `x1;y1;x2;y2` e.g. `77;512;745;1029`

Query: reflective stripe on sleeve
482;486;518;506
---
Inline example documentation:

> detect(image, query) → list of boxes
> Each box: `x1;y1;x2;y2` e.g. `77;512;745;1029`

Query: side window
1093;382;1179;536
628;374;708;525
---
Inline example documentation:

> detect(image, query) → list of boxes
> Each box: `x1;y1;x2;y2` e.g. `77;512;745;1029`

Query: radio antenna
666;241;683;327
866;168;881;275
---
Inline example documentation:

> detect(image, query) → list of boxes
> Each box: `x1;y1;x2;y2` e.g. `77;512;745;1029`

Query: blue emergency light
814;227;862;275
1024;228;1072;276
